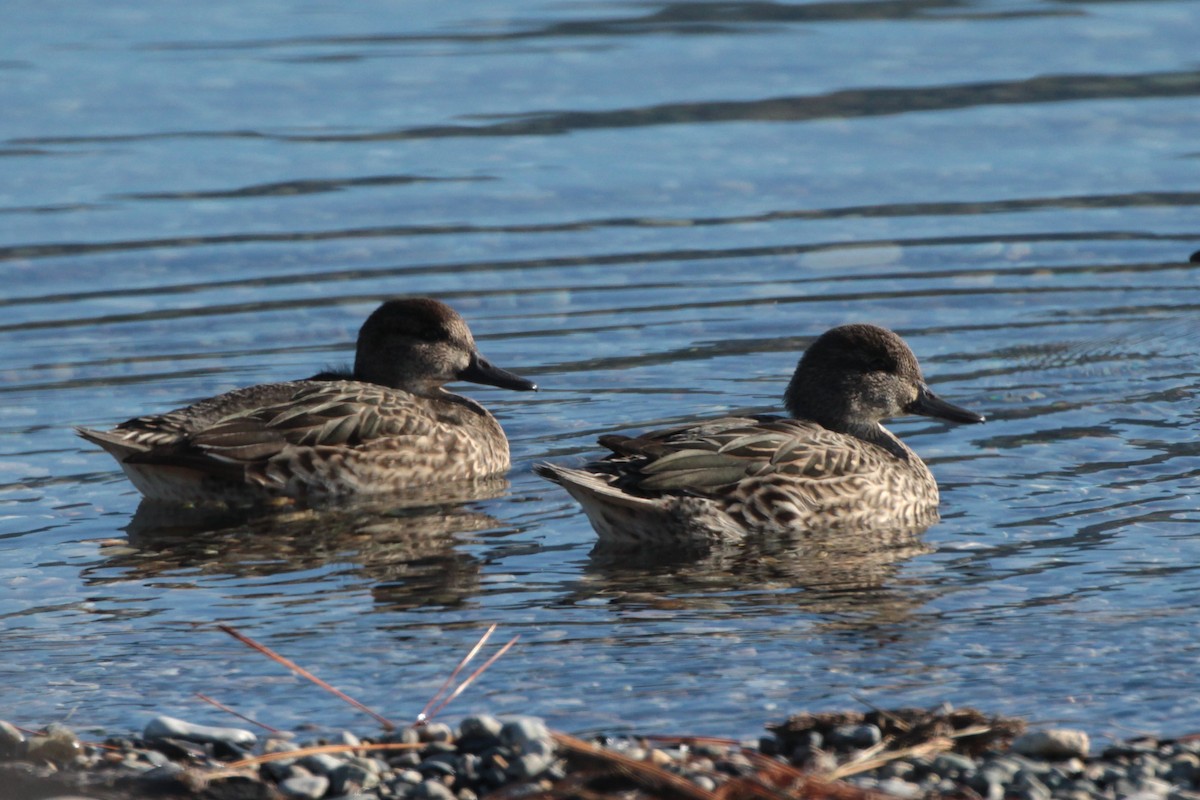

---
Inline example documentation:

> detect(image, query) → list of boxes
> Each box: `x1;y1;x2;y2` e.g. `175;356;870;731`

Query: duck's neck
847;421;913;462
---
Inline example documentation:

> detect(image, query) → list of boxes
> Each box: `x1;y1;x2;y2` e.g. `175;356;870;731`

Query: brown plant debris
767;705;1026;759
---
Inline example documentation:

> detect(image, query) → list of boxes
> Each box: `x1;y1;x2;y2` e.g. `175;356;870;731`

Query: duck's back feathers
81;380;512;504
538;415;936;547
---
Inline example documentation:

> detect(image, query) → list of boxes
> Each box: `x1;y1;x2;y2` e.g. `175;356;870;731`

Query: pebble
279;772;330;799
1012;728;1091;759
412;778;457;800
299;751;346;774
143;714;256;747
498;720;548;753
420;723;454;743
460;715;503;741
331;761;380;794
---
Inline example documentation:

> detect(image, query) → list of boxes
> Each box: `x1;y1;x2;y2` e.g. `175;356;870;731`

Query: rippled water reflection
3;0;1200;738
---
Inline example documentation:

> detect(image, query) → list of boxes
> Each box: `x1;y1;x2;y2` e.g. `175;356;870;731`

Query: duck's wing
596;417;895;498
120;381;442;476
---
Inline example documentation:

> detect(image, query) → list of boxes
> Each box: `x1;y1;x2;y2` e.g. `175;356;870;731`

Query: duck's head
783;323;983;433
354;298;537;394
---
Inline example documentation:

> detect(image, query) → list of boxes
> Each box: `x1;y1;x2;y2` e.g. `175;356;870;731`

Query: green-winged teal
78;298;537;504
536;323;983;547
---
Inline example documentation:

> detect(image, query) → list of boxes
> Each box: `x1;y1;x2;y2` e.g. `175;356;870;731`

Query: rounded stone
500;717;552;751
876;778;921;799
298;752;345;774
331;762;379;794
420;723;455;744
830;724;881;750
395;768;425;785
143;715;256;748
413;778;457;800
459;716;503;740
1011;729;1090;760
509;753;554;780
933;752;977;778
278;773;329;800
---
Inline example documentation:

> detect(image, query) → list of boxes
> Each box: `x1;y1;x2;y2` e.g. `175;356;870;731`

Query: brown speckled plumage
536;323;983;548
78;298;536;504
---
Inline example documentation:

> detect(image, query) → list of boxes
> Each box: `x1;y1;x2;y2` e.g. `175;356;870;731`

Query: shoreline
4;705;1197;800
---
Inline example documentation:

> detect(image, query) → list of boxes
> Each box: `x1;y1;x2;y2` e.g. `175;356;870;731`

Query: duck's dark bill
909;384;985;424
459;353;538;392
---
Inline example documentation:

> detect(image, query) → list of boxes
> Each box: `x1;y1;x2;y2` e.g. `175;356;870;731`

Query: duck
78;298;537;505
535;323;983;547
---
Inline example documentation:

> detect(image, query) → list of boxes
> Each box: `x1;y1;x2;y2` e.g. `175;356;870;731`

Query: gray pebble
143;715;256;748
420;723;454;743
480;766;507;786
509;752;554;780
262;758;296;782
1168;753;1200;784
279;773;330;800
395;769;425;785
459;716;503;740
693;775;717;792
299;752;346;774
830;723;881;749
386;727;422;745
418;759;456;779
933;752;977;777
136;763;187;784
1135;777;1174;799
876;778;922;799
1013;769;1051;800
1012;729;1090;760
458;753;481;783
500;717;551;751
412;778;457;800
330;761;379;794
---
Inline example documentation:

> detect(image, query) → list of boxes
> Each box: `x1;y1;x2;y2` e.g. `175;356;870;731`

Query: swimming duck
78;298;537;504
536;323;983;547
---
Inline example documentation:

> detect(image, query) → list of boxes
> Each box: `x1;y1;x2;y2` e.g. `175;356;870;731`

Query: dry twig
217;624;397;731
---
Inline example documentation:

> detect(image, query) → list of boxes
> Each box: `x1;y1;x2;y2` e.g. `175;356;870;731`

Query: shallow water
3;0;1200;740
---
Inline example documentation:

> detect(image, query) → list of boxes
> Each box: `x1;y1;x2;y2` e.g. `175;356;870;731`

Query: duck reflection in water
578;525;935;629
88;479;515;611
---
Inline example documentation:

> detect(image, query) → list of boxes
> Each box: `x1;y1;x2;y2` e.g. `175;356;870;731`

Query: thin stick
217;624;397;732
417;623;497;723
194;693;282;735
552;731;718;800
822;737;952;781
226;741;424;769
424;635;519;722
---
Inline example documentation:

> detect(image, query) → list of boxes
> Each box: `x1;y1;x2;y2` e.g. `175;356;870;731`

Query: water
3;0;1200;741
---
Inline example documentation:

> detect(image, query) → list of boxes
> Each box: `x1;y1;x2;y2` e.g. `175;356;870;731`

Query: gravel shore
4;706;1200;800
